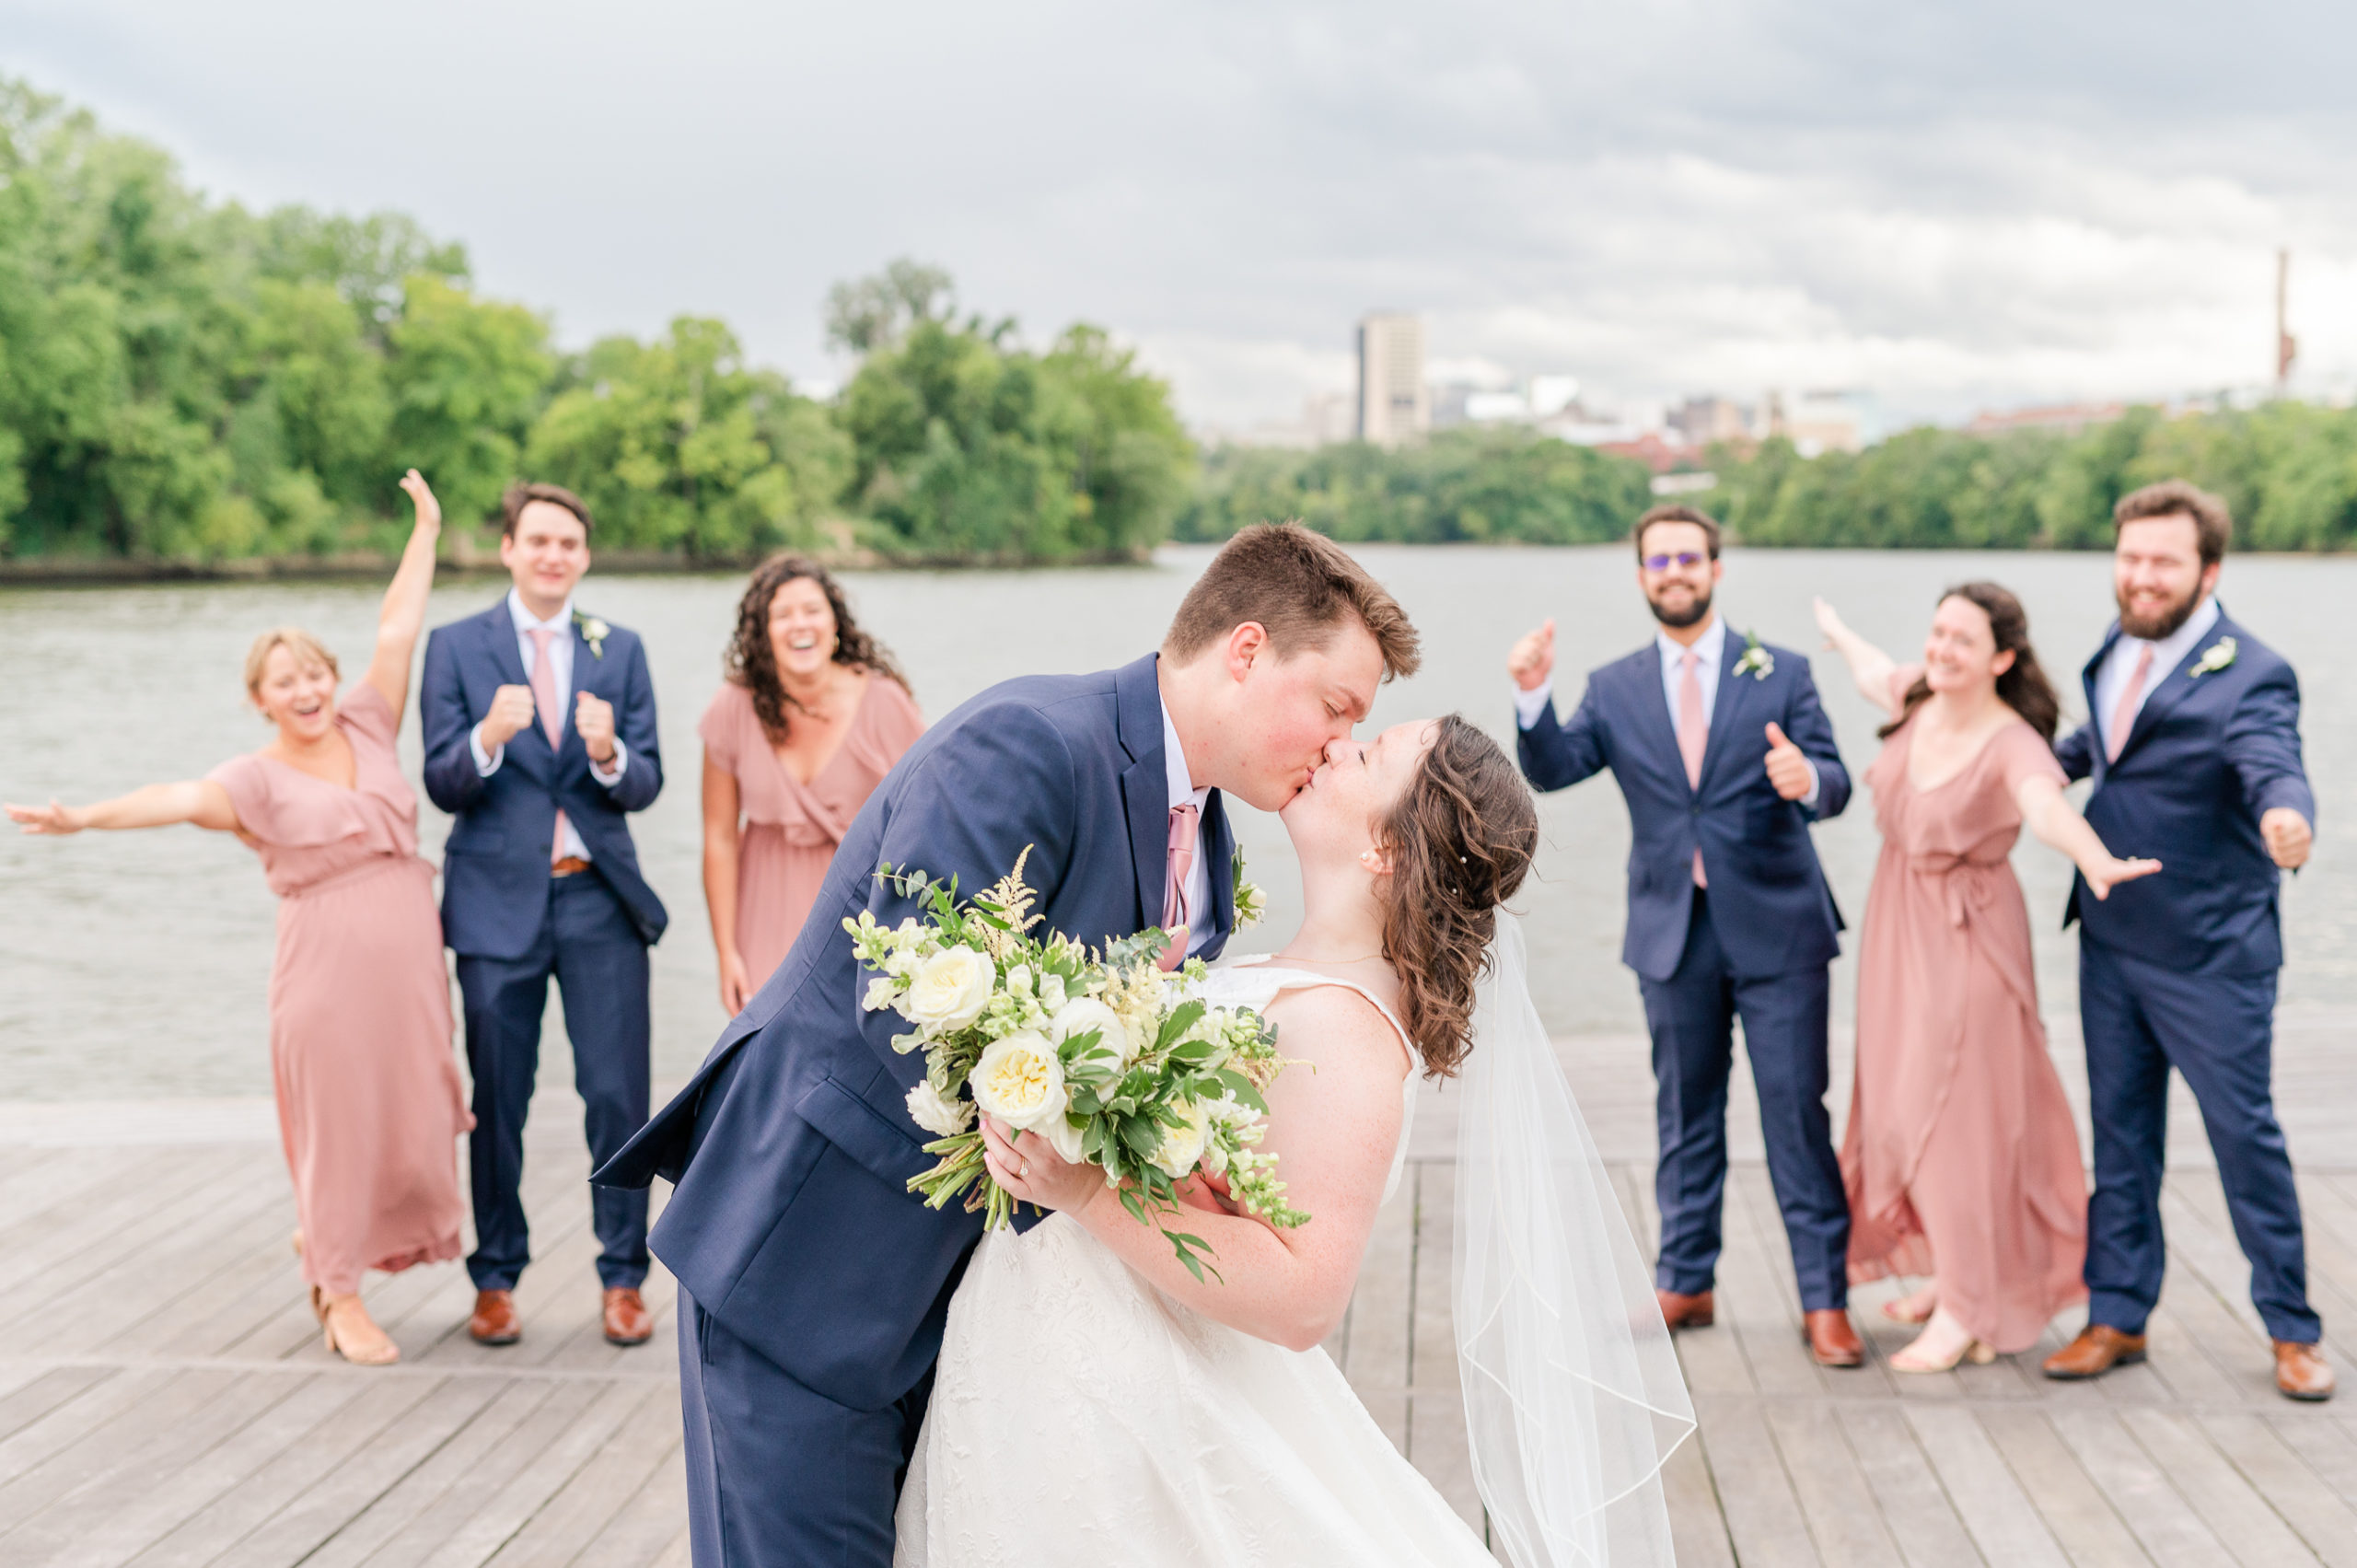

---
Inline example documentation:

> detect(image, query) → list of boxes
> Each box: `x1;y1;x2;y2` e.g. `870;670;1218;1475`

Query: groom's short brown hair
1164;522;1420;679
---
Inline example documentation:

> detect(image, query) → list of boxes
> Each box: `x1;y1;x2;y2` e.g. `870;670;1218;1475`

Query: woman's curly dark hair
724;554;910;742
1377;715;1540;1077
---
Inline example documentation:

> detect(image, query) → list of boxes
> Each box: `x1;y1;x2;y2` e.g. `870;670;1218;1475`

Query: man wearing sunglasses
1508;504;1862;1367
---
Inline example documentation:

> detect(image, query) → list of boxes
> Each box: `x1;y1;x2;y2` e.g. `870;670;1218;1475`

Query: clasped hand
980;1116;1102;1216
478;687;617;763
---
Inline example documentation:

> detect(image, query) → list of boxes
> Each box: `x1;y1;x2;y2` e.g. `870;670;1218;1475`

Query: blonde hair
243;626;340;707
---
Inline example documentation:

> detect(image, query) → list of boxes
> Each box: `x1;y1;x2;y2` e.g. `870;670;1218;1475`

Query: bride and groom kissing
599;524;1692;1567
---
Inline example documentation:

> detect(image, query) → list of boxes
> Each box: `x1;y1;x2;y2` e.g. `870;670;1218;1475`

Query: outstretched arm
1813;598;1899;716
984;984;1406;1352
2016;773;2160;898
362;470;443;723
2223;662;2316;870
8;781;241;836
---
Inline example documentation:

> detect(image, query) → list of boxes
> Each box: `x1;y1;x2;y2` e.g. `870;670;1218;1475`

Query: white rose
905;946;994;1030
1149;1098;1212;1179
1051;997;1134;1065
906;1079;976;1138
1041;1112;1088;1164
970;1030;1067;1131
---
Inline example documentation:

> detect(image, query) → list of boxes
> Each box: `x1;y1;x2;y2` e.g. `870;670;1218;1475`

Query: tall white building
1356;313;1428;446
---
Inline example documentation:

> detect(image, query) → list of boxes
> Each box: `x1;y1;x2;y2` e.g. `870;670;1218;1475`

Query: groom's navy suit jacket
2055;605;2312;975
420;598;668;955
1517;634;1849;981
598;653;1233;1411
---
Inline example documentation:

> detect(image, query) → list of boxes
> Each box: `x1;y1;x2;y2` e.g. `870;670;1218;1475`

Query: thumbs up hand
1763;722;1814;801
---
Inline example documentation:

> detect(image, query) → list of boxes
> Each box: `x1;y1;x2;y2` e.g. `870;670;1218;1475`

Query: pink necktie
1159;803;1199;971
2107;644;2154;763
1677;651;1707;888
528;628;570;865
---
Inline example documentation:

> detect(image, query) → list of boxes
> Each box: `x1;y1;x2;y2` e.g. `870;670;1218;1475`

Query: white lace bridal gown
894;961;1496;1567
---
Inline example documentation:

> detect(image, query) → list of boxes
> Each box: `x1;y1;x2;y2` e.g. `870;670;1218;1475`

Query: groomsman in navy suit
421;482;666;1350
2039;481;2332;1401
1509;505;1862;1365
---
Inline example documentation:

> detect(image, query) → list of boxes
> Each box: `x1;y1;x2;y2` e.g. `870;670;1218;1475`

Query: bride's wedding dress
895;960;1490;1566
897;921;1694;1567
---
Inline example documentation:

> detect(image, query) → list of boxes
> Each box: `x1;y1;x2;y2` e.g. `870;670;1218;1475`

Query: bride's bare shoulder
1260;982;1411;1078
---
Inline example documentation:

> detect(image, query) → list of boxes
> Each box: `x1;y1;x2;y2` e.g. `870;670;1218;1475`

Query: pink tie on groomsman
1677;649;1708;888
1158;803;1199;971
2107;644;2155;763
528;627;570;866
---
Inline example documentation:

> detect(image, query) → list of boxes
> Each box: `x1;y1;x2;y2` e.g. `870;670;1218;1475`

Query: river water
4;545;2351;1099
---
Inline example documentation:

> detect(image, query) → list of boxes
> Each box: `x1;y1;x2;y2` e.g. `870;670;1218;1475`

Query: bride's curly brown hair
1378;715;1540;1077
725;554;910;743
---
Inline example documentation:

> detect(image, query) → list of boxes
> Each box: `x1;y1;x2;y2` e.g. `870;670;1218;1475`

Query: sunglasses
1643;552;1707;571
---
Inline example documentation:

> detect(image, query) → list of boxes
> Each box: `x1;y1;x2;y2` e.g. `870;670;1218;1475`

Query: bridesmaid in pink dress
8;472;470;1366
1815;584;2159;1371
701;556;923;1013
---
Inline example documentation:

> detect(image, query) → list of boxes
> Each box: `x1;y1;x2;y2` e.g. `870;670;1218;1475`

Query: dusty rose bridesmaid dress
207;682;470;1297
699;673;923;991
1841;671;2088;1353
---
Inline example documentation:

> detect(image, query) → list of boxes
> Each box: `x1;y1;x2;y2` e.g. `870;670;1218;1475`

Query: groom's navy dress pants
457;873;651;1292
1639;887;1851;1310
2080;938;2317;1343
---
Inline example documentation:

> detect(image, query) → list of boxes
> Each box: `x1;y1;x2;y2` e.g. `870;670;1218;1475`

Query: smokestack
2276;248;2297;394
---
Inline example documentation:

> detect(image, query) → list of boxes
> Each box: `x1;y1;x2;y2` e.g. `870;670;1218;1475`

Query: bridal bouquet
844;850;1306;1280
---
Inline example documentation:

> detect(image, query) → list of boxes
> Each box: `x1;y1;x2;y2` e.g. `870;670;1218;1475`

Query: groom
2041;480;2331;1401
1507;504;1862;1366
598;523;1420;1566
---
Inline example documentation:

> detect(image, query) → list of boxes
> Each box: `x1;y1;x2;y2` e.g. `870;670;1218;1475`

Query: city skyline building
1356;313;1429;446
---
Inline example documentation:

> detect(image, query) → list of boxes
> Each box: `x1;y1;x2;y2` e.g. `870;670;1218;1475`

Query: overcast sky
8;0;2355;432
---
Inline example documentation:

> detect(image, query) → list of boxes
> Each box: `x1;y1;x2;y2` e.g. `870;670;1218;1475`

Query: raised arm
1813;597;1900;717
8;780;241;837
362;470;443;723
2016;772;2159;899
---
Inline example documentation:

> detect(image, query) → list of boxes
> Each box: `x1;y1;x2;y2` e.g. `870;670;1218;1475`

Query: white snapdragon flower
1050;997;1134;1065
1041;1113;1087;1164
904;946;994;1030
970;1030;1067;1131
1038;971;1068;1012
1005;963;1033;996
905;1079;976;1138
862;977;900;1013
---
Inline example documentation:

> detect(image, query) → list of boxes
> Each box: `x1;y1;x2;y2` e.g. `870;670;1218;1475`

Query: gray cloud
7;0;2353;428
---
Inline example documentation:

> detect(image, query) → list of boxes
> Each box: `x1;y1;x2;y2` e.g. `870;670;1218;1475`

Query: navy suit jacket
2056;605;2311;976
1518;633;1850;982
596;653;1234;1411
420;598;667;958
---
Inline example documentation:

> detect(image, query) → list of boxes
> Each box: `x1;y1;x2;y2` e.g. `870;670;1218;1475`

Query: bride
895;716;1696;1567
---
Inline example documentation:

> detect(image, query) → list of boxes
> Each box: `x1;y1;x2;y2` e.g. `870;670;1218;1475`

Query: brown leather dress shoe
2041;1323;2145;1379
1656;1288;1714;1330
604;1287;654;1346
1803;1308;1864;1367
469;1288;521;1345
2275;1341;2335;1401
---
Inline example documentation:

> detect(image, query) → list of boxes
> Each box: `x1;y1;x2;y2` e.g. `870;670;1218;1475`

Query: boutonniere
574;610;610;660
1231;846;1268;930
2188;635;2237;679
1732;630;1774;681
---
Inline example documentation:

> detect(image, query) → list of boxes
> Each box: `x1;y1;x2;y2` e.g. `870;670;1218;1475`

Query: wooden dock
6;1010;2355;1565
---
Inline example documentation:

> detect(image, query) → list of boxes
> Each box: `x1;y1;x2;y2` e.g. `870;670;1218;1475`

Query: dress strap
1229;962;1418;1074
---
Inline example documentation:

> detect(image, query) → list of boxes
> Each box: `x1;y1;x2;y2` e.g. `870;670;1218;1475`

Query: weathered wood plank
2125;1408;2323;1568
1695;1395;1819;1568
2048;1407;2235;1568
1975;1406;2154;1568
1759;1400;1901;1566
2197;1411;2357;1568
1835;1404;1985;1568
1904;1404;2070;1567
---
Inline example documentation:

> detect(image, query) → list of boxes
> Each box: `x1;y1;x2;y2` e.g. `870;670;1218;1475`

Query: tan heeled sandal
311;1285;400;1366
1891;1330;1996;1373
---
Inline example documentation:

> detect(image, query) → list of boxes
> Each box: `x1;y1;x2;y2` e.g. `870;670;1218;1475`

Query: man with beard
1507;505;1863;1366
2040;481;2332;1400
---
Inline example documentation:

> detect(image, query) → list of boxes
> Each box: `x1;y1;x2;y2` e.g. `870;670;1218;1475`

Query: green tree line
0;82;1192;565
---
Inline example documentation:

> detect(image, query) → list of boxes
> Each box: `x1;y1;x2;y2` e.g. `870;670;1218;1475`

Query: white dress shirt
2093;595;2222;756
1515;613;1817;806
1160;698;1215;956
470;588;629;863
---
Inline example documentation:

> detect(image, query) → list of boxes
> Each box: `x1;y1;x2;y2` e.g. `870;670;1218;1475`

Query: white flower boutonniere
575;610;610;659
2188;635;2237;679
1732;630;1774;681
1231;847;1267;931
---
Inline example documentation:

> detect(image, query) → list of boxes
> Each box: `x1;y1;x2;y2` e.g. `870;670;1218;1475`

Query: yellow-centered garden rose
1149;1097;1211;1179
905;945;994;1029
970;1030;1067;1130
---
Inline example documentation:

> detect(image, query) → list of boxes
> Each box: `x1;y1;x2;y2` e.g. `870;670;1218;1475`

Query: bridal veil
1453;912;1696;1567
